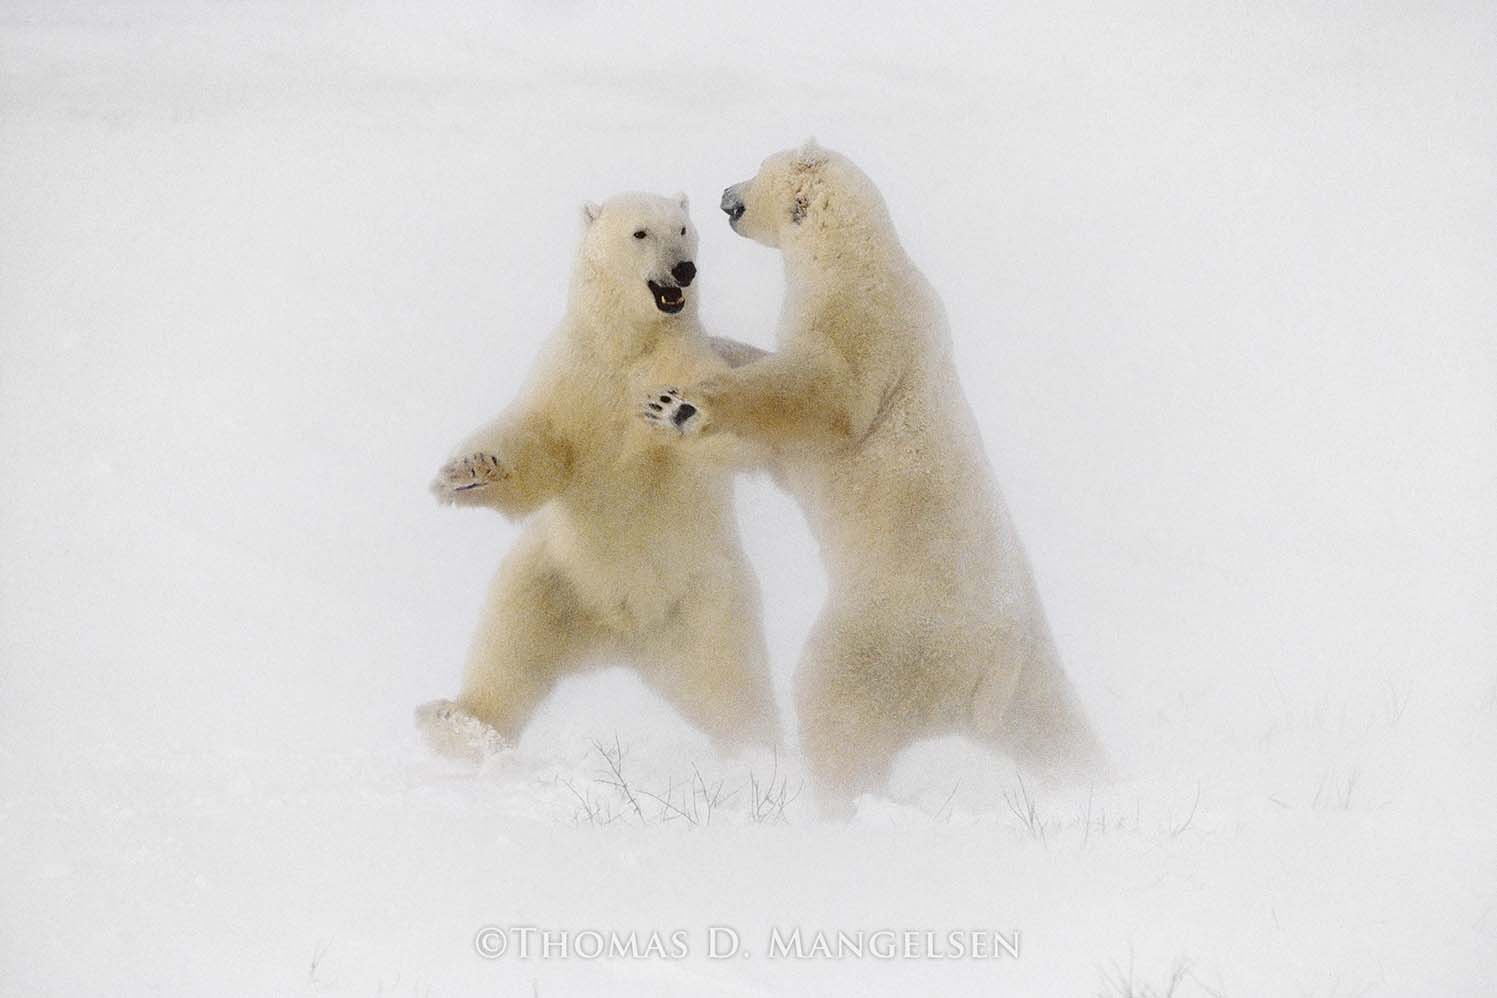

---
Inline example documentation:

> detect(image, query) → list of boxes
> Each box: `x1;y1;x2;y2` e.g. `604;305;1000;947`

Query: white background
3;2;1494;994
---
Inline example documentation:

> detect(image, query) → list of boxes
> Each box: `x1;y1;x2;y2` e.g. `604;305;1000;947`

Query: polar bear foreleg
649;345;854;446
432;410;572;518
706;336;769;369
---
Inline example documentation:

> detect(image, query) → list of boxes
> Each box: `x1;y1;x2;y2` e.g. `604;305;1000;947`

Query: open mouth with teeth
647;280;686;314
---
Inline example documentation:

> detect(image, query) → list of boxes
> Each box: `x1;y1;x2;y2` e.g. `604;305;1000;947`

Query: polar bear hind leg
419;539;602;762
414;698;510;763
634;574;780;753
793;603;944;816
971;635;1108;780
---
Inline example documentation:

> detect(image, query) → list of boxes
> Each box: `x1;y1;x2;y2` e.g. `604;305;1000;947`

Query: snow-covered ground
2;2;1495;994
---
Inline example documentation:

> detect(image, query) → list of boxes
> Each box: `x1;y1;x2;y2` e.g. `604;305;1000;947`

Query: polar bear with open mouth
419;192;778;761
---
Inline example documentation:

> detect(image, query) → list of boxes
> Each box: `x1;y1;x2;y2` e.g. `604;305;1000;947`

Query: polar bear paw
430;452;508;505
640;388;706;436
414;698;511;763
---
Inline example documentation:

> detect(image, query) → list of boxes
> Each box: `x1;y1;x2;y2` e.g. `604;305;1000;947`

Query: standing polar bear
419;192;778;761
644;143;1103;811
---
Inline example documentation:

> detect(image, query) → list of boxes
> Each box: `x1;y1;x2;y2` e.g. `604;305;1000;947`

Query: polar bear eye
680;226;686;235
633;230;647;239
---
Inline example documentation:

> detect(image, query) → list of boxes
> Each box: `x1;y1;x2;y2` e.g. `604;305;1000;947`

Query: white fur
420;192;778;762
656;146;1104;812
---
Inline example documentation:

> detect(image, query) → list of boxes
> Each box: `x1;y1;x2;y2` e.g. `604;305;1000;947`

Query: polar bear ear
795;136;828;168
673;192;689;211
581;201;602;226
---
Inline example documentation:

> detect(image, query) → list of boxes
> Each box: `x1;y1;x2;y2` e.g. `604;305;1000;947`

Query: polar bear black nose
671;261;696;286
721;186;746;221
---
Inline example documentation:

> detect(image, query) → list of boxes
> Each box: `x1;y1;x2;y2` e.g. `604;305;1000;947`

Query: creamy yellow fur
655;145;1104;811
418;192;778;761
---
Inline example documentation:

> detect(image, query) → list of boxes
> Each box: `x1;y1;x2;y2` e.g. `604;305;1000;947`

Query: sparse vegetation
1311;765;1362;811
1002;771;1048;844
747;751;803;825
1096;953;1216;998
554;737;802;827
1169;784;1201;838
307;938;330;987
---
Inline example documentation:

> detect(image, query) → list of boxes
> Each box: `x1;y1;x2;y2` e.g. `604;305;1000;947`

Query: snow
2;2;1495;995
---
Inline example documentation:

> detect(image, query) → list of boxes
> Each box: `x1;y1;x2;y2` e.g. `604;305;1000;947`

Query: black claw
659;395;672;404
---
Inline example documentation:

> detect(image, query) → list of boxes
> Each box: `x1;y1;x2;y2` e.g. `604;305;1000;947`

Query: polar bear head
719;140;892;251
578;192;699;322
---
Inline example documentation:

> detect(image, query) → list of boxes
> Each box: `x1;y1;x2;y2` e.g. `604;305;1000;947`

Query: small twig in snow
1170;784;1201;838
308;939;331;986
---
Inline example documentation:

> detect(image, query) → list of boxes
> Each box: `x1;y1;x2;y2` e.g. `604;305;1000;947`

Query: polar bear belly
545;466;733;632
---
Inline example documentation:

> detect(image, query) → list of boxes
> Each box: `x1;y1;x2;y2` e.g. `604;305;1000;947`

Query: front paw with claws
640;387;706;436
431;452;509;505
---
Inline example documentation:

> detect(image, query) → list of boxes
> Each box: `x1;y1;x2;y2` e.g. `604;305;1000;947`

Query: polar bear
642;144;1104;812
418;192;778;762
